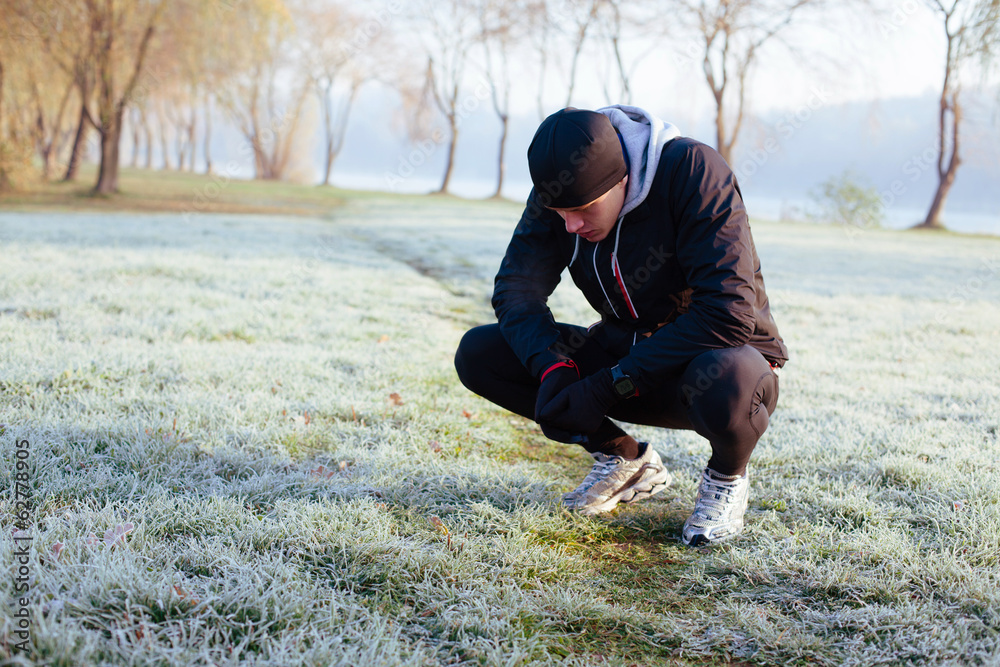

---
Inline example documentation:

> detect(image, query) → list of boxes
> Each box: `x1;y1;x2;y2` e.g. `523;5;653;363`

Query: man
454;106;787;546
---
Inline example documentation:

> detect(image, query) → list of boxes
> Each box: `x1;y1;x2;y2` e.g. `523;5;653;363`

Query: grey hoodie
597;104;682;218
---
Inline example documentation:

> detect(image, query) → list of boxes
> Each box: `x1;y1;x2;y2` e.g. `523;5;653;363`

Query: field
1;179;999;666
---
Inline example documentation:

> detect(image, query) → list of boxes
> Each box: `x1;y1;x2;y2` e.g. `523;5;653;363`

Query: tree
477;0;529;198
916;0;1000;229
411;0;481;194
669;0;826;165
810;169;884;229
562;0;604;107
5;1;96;182
85;0;165;194
297;0;388;186
593;1;660;106
215;0;314;181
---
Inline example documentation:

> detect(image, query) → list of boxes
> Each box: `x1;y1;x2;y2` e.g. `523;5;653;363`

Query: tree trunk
176;125;187;171
492;114;508;199
320;81;358;186
715;98;731;165
437;114;457;194
92;4;159;194
0;56;5;129
187;111;196;172
917;92;961;230
321;81;334;186
159;112;172;170
203;94;212;174
143;107;153;169
0;56;8;192
130;107;141;167
63;100;91;182
323;134;334;186
94;104;125;194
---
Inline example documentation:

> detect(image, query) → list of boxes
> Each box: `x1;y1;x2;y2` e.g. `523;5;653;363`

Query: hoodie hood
597;105;681;218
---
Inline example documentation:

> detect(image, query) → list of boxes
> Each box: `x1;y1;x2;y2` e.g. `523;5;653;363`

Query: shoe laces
577;456;623;491
692;472;744;520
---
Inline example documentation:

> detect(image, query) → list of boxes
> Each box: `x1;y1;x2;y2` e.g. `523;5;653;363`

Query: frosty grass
1;197;998;666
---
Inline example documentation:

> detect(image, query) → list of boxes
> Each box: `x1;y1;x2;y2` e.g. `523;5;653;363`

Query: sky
519;4;953;120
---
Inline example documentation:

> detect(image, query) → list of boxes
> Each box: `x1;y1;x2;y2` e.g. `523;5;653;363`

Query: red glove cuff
540;360;579;383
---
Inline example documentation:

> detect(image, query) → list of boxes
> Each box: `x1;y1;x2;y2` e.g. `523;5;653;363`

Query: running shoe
681;468;750;546
563;442;672;516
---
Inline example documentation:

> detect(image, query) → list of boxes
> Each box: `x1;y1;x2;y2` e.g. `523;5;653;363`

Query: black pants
454;323;779;475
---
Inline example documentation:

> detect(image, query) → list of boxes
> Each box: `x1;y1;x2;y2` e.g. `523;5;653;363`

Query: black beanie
526;108;627;209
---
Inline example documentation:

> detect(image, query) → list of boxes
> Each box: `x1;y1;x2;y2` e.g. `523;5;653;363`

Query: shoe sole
682;520;744;547
575;468;672;516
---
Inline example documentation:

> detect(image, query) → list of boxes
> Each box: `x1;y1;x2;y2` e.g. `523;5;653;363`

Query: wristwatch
610;365;638;399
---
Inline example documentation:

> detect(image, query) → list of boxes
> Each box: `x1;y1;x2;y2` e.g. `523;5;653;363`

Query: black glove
534;360;586;444
538;367;619;435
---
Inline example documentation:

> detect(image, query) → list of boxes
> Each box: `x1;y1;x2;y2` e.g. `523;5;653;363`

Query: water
331;173;999;237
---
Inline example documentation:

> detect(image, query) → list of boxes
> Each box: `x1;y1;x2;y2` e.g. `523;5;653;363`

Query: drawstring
593;240;620;320
611;216;639;319
571;216;638;322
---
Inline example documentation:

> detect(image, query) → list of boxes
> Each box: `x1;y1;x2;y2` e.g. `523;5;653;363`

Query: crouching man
454;106;788;546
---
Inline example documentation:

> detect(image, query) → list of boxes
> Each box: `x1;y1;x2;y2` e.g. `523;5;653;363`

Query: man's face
547;176;628;243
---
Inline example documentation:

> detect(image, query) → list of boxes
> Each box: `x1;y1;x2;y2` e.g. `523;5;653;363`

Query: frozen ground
1;198;998;665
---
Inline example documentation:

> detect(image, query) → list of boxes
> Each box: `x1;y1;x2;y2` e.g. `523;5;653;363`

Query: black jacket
492;137;788;393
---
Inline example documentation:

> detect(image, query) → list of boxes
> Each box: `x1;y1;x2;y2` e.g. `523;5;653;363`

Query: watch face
614;377;636;397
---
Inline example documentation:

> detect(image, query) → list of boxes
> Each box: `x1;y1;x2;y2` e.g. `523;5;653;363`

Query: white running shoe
563;443;672;516
681;468;750;546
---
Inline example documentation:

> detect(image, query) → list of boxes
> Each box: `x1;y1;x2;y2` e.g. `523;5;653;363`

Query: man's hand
538;368;619;435
535;361;587;443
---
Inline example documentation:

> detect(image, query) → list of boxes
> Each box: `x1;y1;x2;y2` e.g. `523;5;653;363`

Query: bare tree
594;1;660;106
297;1;386;186
216;1;314;181
478;0;530;198
85;0;165;194
156;99;173;170
128;105;142;167
528;0;552;120
562;0;603;107
411;0;482;193
202;90;213;174
916;0;1000;229
6;1;97;182
669;0;825;165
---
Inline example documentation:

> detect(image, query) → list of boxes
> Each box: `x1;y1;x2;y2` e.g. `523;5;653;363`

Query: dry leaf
85;533;98;547
103;522;135;547
378;334;390;343
338;460;349;472
303;410;311;425
51;542;64;558
429;440;442;453
311;465;336;479
462;410;473;419
953;500;965;511
389;392;404;406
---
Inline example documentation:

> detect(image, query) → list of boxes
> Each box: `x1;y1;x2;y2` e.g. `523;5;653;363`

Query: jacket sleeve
492;190;570;378
616;141;758;391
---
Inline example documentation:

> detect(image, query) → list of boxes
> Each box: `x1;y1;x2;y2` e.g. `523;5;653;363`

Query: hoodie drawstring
611;217;639;319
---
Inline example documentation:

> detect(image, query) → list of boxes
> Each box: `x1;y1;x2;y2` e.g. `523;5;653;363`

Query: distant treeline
0;0;997;227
